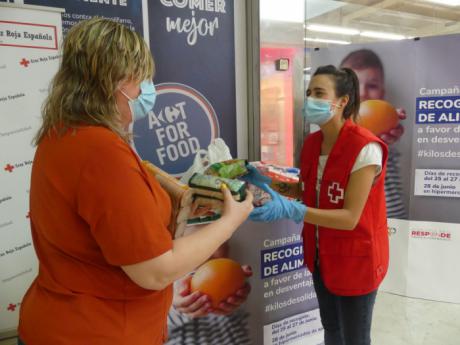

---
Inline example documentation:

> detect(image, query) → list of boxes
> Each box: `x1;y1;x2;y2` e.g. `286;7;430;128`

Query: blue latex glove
249;184;307;224
241;164;272;189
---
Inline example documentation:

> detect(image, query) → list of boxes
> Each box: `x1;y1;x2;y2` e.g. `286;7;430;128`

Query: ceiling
260;0;460;47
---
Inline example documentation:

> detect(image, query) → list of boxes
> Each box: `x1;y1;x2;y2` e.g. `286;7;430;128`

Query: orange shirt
19;126;173;345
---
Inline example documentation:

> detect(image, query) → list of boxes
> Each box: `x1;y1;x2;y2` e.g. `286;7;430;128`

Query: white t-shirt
313;142;383;255
316;142;383;192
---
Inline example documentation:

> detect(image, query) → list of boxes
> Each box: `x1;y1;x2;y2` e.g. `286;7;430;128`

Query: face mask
302;97;336;125
120;80;157;122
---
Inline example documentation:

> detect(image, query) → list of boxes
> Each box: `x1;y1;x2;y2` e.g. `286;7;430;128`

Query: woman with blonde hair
18;18;253;345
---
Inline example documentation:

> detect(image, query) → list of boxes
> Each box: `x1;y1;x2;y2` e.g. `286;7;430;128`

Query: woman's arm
304;165;378;230
121;188;253;290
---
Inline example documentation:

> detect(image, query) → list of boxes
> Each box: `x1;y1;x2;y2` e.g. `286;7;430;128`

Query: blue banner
261;243;304;279
142;0;236;175
416;96;460;124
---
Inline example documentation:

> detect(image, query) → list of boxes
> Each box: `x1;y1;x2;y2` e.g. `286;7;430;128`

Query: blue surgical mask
302;97;335;125
120;80;157;122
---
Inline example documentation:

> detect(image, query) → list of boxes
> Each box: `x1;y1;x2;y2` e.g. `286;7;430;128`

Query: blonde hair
34;17;154;144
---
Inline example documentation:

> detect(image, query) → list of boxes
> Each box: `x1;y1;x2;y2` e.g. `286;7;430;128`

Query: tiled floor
1;292;459;345
372;292;460;345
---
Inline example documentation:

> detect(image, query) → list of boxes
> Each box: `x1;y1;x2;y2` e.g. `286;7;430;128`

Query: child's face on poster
353;68;385;101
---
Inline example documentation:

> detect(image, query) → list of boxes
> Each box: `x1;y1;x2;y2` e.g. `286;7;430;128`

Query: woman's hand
173;275;211;318
249;184;307;224
240;164;272;189
173;265;253;317
379;108;406;145
220;185;254;229
209;265;253;315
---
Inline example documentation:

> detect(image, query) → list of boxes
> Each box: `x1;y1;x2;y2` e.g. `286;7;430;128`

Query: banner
230;220;323;345
311;34;460;303
407;34;460;303
0;4;63;333
24;0;144;35
136;0;237;176
166;220;322;345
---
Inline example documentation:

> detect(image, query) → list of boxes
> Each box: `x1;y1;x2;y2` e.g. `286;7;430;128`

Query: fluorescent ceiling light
304;37;351;45
307;24;360;35
360;31;406;40
304;67;312;71
423;0;460;6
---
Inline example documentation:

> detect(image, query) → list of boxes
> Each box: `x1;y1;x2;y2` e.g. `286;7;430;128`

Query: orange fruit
190;258;246;308
357;100;399;135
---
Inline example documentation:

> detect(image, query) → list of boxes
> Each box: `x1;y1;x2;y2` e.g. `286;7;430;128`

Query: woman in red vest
249;65;389;345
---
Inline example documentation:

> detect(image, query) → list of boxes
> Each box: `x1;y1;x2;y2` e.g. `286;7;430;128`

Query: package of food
187;196;224;225
204;159;249;179
250;162;302;200
142;160;194;238
247;183;272;207
143;161;194;206
189;173;246;201
270;180;302;200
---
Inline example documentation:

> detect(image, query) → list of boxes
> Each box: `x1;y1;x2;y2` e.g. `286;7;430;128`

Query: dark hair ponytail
313;65;360;121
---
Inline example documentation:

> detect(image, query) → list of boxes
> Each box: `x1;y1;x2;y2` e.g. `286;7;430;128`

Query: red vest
300;120;389;296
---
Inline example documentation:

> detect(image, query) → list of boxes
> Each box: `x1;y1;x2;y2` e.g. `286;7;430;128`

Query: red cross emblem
4;164;14;173
7;303;16;312
328;182;344;204
20;58;30;67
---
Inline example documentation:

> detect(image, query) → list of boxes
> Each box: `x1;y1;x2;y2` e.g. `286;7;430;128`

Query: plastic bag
180;139;233;184
207;138;232;164
180;149;209;184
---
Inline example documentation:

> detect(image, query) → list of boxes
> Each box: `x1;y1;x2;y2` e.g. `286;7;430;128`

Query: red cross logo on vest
328;182;344;204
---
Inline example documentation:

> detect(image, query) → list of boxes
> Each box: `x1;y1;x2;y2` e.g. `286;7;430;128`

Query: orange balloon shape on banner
357;100;399;135
191;258;246;308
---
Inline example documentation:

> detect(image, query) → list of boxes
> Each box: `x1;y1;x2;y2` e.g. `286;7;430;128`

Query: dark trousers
313;266;377;345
